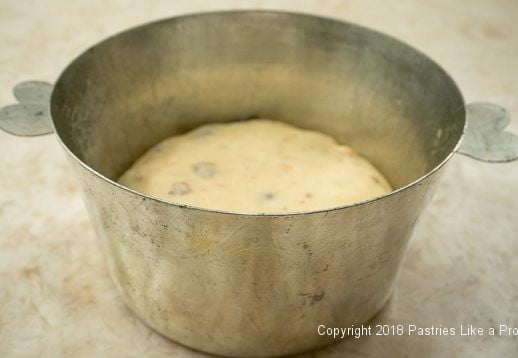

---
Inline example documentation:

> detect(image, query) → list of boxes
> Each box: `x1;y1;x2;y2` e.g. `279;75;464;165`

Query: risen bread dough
119;119;392;213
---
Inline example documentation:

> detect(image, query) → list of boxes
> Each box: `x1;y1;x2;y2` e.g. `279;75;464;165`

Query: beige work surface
1;1;517;357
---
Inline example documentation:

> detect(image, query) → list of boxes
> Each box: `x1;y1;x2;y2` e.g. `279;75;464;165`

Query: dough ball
119;119;392;213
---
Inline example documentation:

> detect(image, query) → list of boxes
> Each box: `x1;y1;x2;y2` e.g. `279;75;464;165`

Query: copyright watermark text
317;324;518;339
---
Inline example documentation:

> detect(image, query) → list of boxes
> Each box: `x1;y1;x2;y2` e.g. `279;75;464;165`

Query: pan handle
0;81;54;136
3;85;517;162
457;103;518;162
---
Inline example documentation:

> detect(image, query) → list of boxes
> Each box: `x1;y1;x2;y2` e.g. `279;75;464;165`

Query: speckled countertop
1;1;517;357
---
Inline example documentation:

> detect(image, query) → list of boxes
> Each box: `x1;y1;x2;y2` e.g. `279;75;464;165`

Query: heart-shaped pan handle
457;103;518;162
0;81;53;136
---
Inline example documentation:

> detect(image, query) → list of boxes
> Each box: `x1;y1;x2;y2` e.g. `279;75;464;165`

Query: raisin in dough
119;119;392;213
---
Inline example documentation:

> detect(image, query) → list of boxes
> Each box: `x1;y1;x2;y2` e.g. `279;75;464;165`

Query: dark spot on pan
302;242;313;256
371;176;381;184
35;110;44;116
298;291;325;305
311;292;325;303
323;264;329;272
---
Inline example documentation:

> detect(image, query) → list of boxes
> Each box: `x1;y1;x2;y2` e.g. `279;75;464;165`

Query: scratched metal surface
1;1;518;357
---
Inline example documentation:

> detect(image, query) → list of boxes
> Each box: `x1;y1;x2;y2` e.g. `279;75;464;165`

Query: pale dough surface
119;119;392;213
